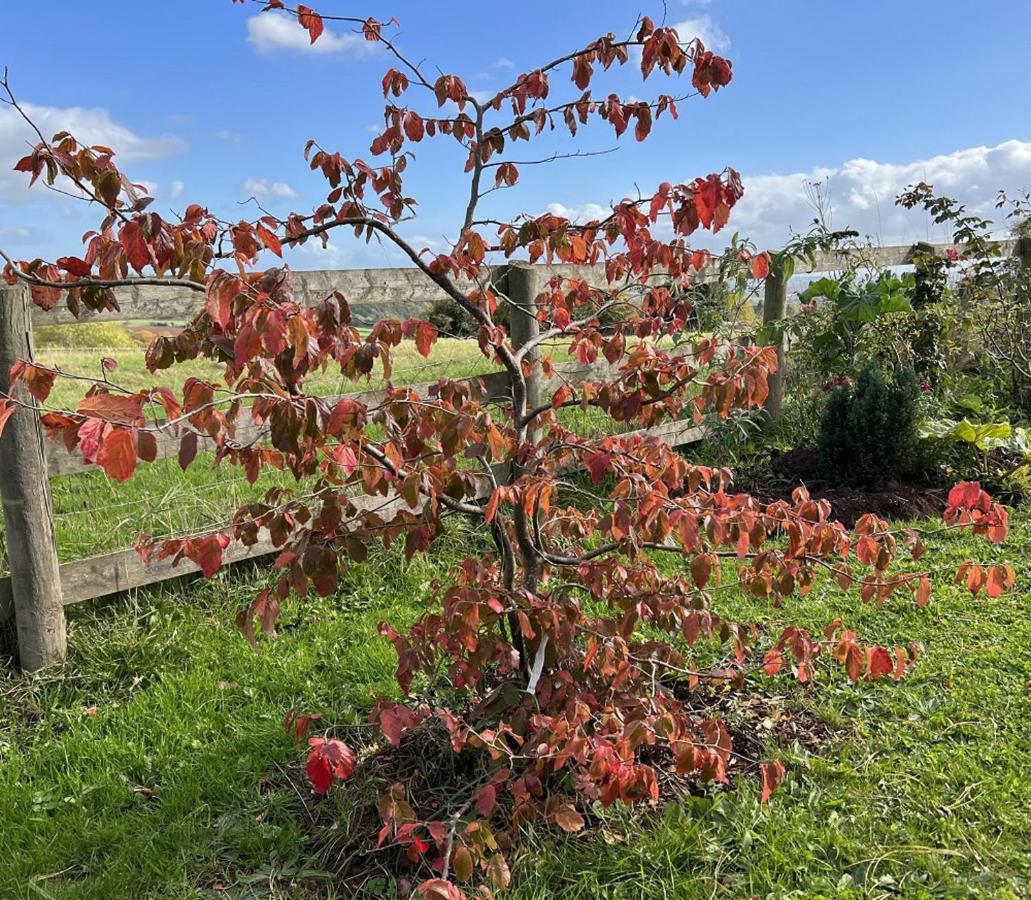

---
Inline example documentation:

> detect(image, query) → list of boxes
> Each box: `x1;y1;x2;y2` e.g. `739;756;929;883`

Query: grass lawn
0;507;1028;898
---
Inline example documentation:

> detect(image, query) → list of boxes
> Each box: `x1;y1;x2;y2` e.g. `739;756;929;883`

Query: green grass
0;338;663;571
34;337;501;411
0;510;1028;898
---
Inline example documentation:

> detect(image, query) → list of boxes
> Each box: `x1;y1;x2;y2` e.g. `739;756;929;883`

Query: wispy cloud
0;102;185;204
730;139;1031;248
246;13;379;58
546;139;1031;252
242;178;298;199
673;16;730;52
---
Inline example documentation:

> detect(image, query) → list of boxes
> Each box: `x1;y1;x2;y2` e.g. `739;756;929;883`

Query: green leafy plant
818;366;922;489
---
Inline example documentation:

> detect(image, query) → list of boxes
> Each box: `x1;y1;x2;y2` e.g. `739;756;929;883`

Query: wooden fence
0;239;1024;668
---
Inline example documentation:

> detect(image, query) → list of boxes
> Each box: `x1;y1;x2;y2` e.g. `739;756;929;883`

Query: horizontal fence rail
1;419;707;617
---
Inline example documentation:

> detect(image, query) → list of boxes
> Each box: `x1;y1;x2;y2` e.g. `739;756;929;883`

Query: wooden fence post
1016;234;1031;270
0;285;66;669
762;255;789;423
505;262;543;440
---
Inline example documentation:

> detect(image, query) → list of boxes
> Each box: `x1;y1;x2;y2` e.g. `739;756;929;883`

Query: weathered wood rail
0;239;1020;666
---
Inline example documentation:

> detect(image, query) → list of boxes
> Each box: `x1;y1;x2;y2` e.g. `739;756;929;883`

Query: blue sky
2;0;1030;268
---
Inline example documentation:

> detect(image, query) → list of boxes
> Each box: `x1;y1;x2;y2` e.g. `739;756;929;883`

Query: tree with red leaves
0;6;1011;897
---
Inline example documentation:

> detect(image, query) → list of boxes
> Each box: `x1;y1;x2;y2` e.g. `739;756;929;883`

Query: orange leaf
760;759;786;803
552;803;585;832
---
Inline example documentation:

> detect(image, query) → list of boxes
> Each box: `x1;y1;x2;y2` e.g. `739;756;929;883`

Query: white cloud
0;224;33;242
730;139;1031;249
673;16;730;52
169;179;185;199
545;139;1031;253
246;13;378;58
0;102;184;166
215;129;244;145
410;234;451;254
242;178;298;199
491;57;516;70
294;238;353;268
0;102;185;206
546;201;613;224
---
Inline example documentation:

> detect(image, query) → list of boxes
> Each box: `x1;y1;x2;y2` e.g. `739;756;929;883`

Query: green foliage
818;366;922;488
427;296;487;339
793;273;913;375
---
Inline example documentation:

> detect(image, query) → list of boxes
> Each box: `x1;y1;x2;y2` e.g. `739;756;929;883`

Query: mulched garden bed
747;446;948;527
253;682;842;898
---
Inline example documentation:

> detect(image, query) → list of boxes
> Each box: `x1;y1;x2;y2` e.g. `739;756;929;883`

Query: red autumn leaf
484;489;501;524
305;736;356;795
57;256;92;277
866;646;894;681
475;782;497;817
751;251;771;280
763;649;783;676
0;399;18;437
378;705;406;748
178;431;199;470
256;222;282;257
760;759;786;803
404;111;425;142
914;573;931;607
119;220;151;273
986;564;1015;598
947;481;982;510
965;563;986;596
586;450;611;485
96;427;137;482
415;321;435;358
77;392;145;425
137;430;158;462
10;361;56;403
186;533;230;578
414;880;464;900
306;753;334;795
296;4;324;43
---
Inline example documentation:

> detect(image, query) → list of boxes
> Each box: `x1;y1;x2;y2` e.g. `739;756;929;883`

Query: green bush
818;365;921;489
427;297;488;338
34;321;137;350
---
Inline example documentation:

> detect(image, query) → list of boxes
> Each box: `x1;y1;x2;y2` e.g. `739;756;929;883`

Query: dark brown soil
754;446;948;527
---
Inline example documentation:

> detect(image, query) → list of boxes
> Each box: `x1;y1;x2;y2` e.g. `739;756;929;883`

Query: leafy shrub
426;297;484;339
818;365;921;488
